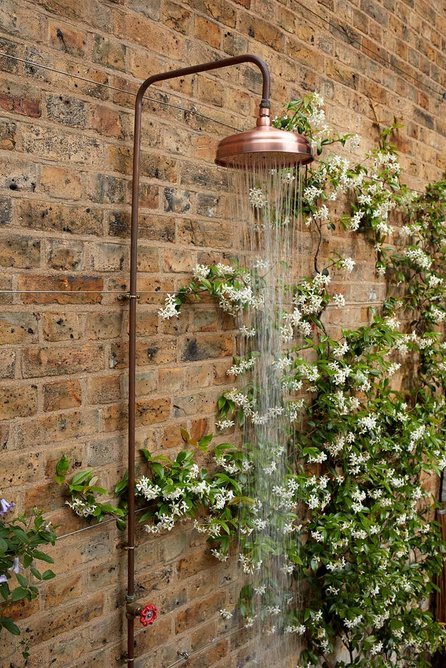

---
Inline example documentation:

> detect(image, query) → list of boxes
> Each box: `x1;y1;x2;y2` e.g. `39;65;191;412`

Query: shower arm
126;54;270;665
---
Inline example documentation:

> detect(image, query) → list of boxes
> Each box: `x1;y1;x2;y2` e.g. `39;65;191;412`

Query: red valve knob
139;603;158;627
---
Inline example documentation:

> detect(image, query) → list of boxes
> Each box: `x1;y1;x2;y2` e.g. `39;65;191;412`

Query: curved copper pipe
127;54;270;665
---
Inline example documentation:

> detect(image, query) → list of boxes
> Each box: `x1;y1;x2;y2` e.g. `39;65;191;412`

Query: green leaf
41;570;55;581
55;455;70;484
10;587;28;602
0;616;20;635
32;550;54;564
16;573;28;588
198;434;213;450
70;470;93;486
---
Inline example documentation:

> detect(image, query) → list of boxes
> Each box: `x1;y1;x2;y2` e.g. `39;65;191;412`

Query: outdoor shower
126;54;313;665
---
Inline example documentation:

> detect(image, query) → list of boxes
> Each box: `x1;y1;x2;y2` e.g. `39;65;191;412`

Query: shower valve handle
139;604;158;627
126;601;158;626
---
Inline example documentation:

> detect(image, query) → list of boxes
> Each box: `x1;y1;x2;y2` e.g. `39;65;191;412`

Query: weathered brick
40;165;83;199
0;81;41;117
43;379;82;411
18;274;103;304
86;312;122;339
172;391;217;417
4;451;43;486
46;94;87;128
21;125;105;165
87;374;121;404
195;15;221;48
0;383;37;419
90;241;127;271
127;0;161;20
0;349;15;378
93;34;126;70
180;334;234;361
0;312;38;344
27;592;104;645
110;338;177;368
140;153;178;182
162;0;193;34
175;591;226;633
16;408;100;448
47;239;84;270
136;397;171;425
93;173;127;204
0;118;16;150
42;312;83;342
22;345;105;378
176;219;234;248
48;21;88;56
107;211;176;243
18;200;103;236
16;136;40;179
163;248;197;273
0;233;39;267
91;104;123;139
43;573;84;608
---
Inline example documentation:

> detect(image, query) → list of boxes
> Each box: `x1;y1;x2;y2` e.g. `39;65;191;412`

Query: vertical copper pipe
127;54;270;665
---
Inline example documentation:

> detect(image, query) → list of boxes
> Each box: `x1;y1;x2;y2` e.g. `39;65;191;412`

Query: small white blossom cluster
135;477;161;501
215;419;235;431
226;356;256;376
285;623;306;635
249;186;267;209
158;293;179;320
404;247;432;270
328;361;352;385
66;498;97;518
339;257;356;273
239;325;256;338
193;264;210;280
219;283;264;316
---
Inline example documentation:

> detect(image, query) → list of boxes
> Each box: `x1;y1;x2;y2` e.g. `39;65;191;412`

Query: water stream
231;160;305;666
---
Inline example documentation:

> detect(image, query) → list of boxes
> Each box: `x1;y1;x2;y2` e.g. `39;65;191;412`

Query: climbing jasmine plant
61;94;446;667
157;95;446;667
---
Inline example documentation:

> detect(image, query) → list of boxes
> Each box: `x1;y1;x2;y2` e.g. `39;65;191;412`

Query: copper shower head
215;109;313;169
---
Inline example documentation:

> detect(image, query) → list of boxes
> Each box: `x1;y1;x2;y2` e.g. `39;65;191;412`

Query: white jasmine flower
215;419;235;431
66;498;97;518
193;264;210;279
249;187;267;208
219;609;233;620
404;247;432;270
158;293;179;319
332;293;346;308
349;210;364;231
239;325;256;338
135;477;161;501
339;257;356;273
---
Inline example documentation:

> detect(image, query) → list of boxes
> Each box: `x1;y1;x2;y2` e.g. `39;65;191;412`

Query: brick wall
1;0;445;666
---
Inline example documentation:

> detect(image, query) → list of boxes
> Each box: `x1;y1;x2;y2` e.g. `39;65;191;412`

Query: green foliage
0;507;56;647
55;457;126;527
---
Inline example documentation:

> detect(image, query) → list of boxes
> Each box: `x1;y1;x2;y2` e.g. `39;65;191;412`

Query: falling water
231;159;304;667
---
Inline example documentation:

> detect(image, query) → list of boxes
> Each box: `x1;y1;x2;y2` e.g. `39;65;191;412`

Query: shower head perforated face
215;111;313;169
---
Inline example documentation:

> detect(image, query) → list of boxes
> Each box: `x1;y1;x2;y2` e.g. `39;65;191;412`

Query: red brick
0;81;41;117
